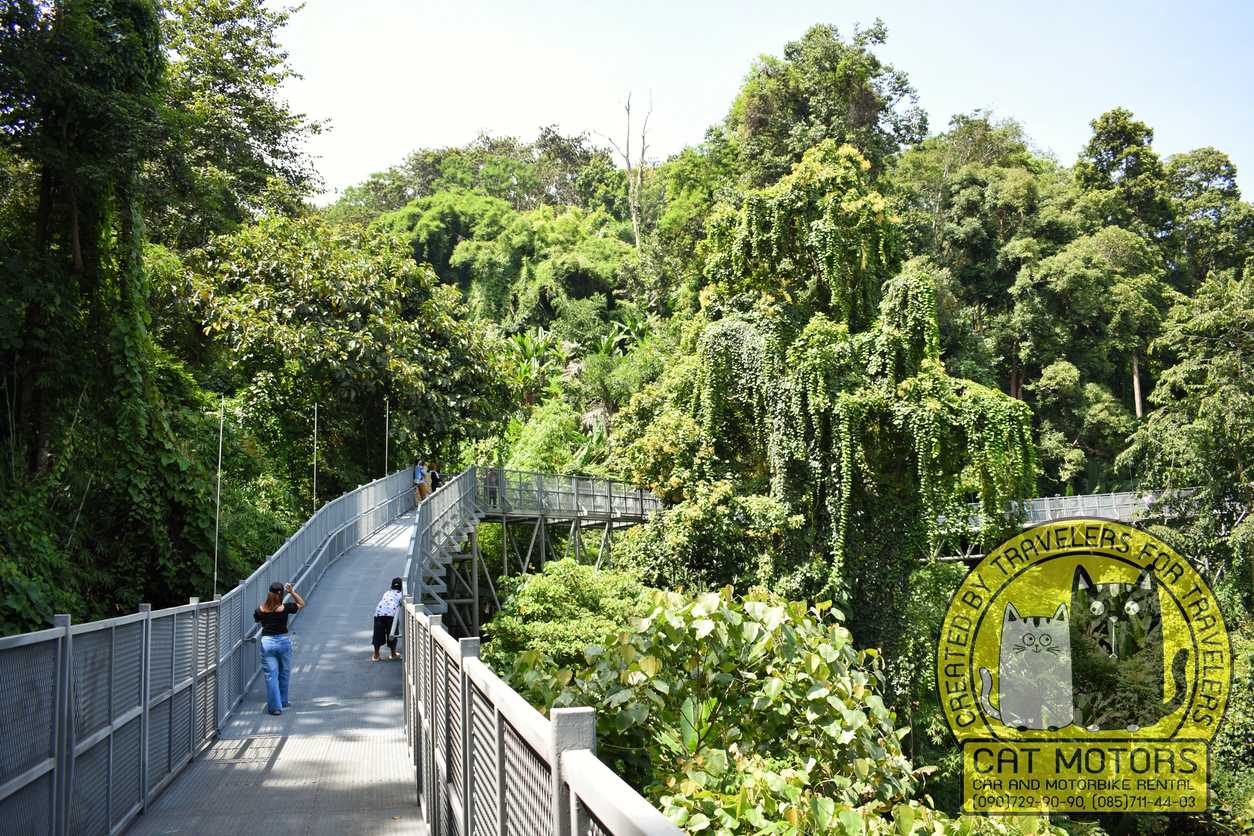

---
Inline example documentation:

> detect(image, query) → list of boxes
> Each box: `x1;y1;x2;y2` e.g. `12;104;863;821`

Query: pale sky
276;0;1254;204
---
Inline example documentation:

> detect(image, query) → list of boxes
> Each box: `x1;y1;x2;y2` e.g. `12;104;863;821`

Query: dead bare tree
601;92;651;253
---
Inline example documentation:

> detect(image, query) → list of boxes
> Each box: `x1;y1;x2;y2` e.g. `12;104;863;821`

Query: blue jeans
260;634;292;712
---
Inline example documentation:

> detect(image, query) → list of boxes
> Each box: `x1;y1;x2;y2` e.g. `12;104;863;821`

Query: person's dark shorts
372;615;396;650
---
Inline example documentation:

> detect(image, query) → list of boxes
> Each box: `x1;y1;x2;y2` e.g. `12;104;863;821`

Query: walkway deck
127;517;425;836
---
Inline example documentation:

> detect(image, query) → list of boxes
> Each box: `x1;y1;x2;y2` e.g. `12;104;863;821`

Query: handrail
242;478;413;642
565;750;680;836
0;466;417;834
401;466;679;836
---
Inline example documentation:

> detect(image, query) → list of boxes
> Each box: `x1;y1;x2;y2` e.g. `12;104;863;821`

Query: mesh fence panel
433;647;447;766
196;672;216;743
149;616;174;700
469;684;499;836
172;687;193;766
112;622;143;716
433;779;446;836
174;612;195;686
447;649;463;805
72;629;112;741
110;716;142;827
503;722;552;836
71;736;110;836
147;698;171;792
0;770;53;836
0;638;59;785
581;801;613;836
200;606;218;675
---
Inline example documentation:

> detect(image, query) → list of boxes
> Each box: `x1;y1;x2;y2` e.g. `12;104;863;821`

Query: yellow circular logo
937;519;1231;814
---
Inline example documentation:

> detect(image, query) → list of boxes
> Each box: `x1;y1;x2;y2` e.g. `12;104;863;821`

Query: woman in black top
254;582;305;715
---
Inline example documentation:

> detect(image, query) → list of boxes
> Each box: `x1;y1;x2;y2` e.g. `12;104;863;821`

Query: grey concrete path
129;516;426;835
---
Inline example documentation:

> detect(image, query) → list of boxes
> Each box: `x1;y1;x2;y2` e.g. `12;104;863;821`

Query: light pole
312;402;318;514
213;396;224;599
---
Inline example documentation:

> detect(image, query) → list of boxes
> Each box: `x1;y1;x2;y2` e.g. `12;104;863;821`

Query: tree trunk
1131;352;1144;419
627;163;641;253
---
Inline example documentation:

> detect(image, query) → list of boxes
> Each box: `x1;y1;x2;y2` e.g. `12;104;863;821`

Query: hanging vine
688;143;1037;653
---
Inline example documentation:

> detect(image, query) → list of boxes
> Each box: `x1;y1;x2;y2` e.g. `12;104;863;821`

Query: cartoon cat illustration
1069;565;1189;732
979;601;1074;731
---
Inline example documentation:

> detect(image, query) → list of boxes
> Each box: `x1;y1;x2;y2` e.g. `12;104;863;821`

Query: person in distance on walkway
254;581;305;715
413;461;427;503
372;577;404;661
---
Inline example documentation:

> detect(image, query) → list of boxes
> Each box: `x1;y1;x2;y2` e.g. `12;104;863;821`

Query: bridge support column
597;521;612;569
539;515;547;569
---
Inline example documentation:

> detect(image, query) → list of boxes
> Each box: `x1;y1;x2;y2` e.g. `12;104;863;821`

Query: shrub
482;559;648;670
495;575;1065;834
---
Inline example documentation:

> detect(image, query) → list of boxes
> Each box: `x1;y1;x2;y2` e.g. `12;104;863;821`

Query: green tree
1;0;165;476
0;1;301;628
1118;271;1254;615
1165;147;1254;292
1011;227;1172;488
482;558;647;670
142;0;323;249
1074;108;1172;238
502;582;1061;835
891;112;1079;399
187;215;511;493
326;128;626;226
617;144;1036;667
724;21;926;185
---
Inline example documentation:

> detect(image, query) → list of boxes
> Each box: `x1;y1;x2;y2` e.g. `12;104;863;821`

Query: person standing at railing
254;581;305;715
372;577;404;661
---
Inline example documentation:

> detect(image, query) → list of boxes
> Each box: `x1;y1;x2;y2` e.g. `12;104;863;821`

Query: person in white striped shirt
372;577;404;661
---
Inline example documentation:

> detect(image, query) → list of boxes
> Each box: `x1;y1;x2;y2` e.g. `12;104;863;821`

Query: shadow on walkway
127;517;425;835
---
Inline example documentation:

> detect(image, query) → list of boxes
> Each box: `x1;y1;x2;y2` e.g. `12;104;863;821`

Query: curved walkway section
128;516;424;836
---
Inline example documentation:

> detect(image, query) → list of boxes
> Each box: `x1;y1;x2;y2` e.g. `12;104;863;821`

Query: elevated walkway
0;461;1178;836
127;517;423;835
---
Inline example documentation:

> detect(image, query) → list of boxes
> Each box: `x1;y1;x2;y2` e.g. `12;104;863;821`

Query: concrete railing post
550;707;596;836
493;698;507;836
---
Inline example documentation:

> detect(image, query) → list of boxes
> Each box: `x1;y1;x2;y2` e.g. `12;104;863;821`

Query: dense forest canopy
2;5;1251;833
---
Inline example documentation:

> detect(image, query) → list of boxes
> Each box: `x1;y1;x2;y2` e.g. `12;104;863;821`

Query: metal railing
0;468;415;836
1015;491;1156;524
402;465;678;835
474;467;663;519
402;605;679;836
